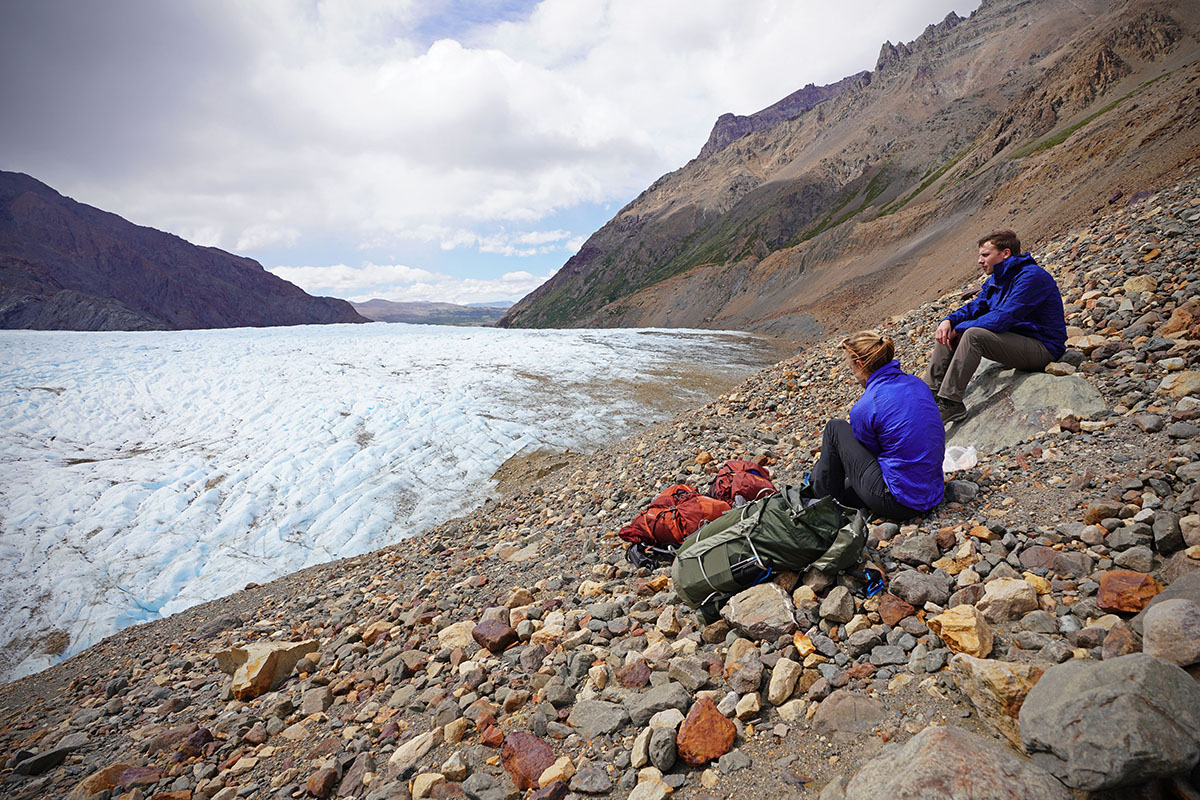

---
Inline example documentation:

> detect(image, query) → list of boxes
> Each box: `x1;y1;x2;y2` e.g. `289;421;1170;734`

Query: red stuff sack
707;460;777;505
618;484;731;547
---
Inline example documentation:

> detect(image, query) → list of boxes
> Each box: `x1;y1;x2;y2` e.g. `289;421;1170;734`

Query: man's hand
935;320;958;346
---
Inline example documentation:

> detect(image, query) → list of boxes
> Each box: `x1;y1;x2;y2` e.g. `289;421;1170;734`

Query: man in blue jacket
924;230;1067;425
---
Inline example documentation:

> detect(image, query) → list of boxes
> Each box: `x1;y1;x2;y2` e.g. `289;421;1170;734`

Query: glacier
0;322;783;682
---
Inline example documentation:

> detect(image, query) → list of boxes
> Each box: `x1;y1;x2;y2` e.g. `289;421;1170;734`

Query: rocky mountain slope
695;72;867;160
500;0;1200;340
351;300;511;327
0;171;367;331
1;174;1197;800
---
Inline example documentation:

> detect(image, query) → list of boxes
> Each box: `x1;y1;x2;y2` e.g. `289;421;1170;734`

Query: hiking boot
937;397;968;425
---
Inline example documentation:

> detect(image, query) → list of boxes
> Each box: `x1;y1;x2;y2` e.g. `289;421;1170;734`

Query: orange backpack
618;484;731;547
707;460;777;505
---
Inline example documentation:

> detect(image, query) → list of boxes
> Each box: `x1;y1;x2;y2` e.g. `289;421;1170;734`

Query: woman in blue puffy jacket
810;330;945;519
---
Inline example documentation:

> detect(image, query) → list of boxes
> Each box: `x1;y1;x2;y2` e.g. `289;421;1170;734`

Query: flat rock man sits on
924;230;1068;425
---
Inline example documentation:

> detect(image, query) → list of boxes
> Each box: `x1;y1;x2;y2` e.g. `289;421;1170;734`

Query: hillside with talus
0;171;367;331
500;0;1200;339
1;173;1197;800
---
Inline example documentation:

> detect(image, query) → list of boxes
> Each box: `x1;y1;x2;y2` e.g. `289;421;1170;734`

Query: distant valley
351;299;512;326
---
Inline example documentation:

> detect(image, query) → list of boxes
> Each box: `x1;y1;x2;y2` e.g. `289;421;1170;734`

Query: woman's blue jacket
850;360;945;511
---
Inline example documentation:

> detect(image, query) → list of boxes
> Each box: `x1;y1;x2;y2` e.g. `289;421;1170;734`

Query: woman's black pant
811;419;922;520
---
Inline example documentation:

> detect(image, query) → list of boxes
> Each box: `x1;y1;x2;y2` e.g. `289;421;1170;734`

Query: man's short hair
978;230;1021;256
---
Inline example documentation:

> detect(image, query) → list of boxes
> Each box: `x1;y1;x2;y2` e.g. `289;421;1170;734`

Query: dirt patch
490;447;587;498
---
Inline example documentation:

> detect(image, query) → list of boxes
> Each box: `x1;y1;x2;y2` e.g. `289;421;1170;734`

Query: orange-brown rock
501;732;556;790
481;725;505;748
360;620;393;646
1097;570;1162;613
68;763;132;800
877;593;916;626
1084;502;1122;525
306;766;338;798
676;697;736;766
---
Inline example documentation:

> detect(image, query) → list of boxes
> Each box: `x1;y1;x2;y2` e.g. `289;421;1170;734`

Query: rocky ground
2;173;1200;800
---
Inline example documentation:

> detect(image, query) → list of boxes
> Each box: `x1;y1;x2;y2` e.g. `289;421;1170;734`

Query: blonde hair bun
841;330;895;373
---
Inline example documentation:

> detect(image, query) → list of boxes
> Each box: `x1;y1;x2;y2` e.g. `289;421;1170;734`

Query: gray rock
570;764;614;794
1142;599;1200;668
888;571;951;607
717;749;752;774
302;686;333;715
432;698;463;727
12;747;75;776
727;649;764;694
648;726;677;772
947;364;1106;453
568;700;630;739
1021;610;1059;634
844;726;1071;800
1133;413;1164;433
1038;640;1074;663
820;586;856;623
845;629;883;658
868;645;907;666
1113;545;1154;573
1106;527;1148;551
891;534;940;567
463;772;511;800
811;690;885;740
1153;512;1185;554
1019;653;1200;791
1166;421;1200;439
624;682;690;727
944;480;980;504
666;656;711;693
721;583;798;640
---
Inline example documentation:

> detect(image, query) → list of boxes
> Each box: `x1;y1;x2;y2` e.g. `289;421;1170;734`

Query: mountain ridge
499;0;1200;338
0;170;367;331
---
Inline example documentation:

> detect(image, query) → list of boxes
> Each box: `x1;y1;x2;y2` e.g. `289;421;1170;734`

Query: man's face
978;241;1011;275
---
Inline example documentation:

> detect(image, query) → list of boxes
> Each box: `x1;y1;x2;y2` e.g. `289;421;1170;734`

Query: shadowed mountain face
500;0;1200;340
0;171;367;331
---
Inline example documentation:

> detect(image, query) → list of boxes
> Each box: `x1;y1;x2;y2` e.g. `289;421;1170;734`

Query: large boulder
843;726;1071;799
1142;599;1200;668
949;654;1043;747
947;362;1106;453
1130;570;1200;634
1019;654;1200;790
215;640;319;701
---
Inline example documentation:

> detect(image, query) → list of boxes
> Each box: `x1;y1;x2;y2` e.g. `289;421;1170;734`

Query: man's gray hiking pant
923;327;1053;402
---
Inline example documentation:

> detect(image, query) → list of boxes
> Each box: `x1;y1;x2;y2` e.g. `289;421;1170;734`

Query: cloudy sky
2;0;979;306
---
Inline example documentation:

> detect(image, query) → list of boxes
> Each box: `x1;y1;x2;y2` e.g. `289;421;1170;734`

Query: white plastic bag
943;444;978;473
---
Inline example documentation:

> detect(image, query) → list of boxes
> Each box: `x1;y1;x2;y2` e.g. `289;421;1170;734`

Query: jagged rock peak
697;71;866;159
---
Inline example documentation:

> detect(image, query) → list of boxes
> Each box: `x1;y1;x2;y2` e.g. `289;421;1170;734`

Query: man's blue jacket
945;253;1067;359
850;360;945;512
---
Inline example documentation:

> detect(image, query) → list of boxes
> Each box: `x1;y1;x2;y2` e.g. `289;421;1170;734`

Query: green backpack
670;484;867;623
